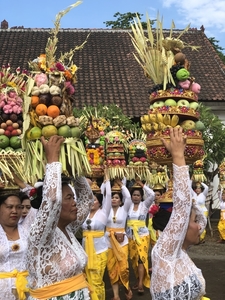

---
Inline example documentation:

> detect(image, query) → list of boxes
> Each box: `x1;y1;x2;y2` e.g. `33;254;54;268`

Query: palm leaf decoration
129;13;200;90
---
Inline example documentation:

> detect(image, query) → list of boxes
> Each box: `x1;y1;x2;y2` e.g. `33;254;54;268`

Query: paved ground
105;220;225;300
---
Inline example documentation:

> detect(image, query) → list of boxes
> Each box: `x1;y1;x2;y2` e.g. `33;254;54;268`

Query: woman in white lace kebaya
0;190;36;300
82;173;111;300
192;181;209;241
105;178;133;300
150;127;209;300
126;179;155;295
26;135;94;300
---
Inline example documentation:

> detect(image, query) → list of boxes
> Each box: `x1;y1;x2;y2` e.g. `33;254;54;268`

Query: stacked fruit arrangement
22;3;91;183
130;15;205;166
0;65;27;187
127;139;152;183
149;161;168;189
191;159;207;182
84;116;109;178
142;91;205;165
105;130;128;179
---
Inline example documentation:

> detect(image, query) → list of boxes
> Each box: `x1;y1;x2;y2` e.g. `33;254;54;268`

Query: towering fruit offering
105;131;128;179
130;14;205;165
0;65;26;187
22;3;91;183
84;116;109;178
191;160;207;183
127;139;152;185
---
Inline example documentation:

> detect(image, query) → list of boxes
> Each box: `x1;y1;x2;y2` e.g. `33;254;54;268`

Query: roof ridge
0;28;204;33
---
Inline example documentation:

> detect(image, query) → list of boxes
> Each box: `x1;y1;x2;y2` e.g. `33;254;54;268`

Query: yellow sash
29;272;92;298
202;297;210;300
220;209;225;220
106;227;125;261
127;220;146;245
0;269;29;300
83;230;104;269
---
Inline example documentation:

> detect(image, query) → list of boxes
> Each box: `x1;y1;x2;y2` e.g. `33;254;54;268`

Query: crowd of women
0;128;213;299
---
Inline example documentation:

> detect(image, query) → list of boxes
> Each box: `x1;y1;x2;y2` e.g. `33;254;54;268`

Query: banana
141;115;150;124
146;123;152;132
163;114;171;126
29;110;37;127
156;113;164;124
171;114;180;127
141;124;148;133
149;114;157;123
158;122;167;131
152;122;159;131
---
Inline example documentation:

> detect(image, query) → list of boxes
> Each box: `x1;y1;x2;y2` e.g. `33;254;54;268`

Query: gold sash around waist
127;220;146;245
83;230;104;269
29;272;91;299
0;269;29;300
106;227;125;261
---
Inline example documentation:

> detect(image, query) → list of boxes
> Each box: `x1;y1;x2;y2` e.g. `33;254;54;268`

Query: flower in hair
29;188;37;201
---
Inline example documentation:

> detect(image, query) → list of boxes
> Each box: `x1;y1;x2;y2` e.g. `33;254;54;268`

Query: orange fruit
31;95;40;108
35;104;48;116
47;105;60;118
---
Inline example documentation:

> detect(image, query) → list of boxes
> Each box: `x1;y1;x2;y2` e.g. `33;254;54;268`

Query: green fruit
176;69;190;81
195;121;205;131
5;146;14;152
29;126;42;140
71;127;81;138
10;136;22;149
0;135;10;149
42;125;58;138
58;125;71;138
15;148;23;152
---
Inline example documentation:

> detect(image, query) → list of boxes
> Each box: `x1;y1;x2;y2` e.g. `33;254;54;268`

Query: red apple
139;157;147;163
120;160;126;166
132;157;139;162
11;130;19;136
6;125;14;132
107;159;112;165
4;130;11;137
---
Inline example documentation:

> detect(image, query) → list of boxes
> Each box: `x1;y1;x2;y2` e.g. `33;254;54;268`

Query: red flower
29;188;37;200
149;204;159;215
55;62;65;71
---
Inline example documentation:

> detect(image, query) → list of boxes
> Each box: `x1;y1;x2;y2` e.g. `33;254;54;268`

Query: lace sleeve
143;185;155;209
101;180;112;216
122;185;132;212
156;164;191;257
29;162;62;245
71;176;94;231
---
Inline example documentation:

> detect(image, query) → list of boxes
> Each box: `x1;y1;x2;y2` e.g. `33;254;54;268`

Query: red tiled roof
0;28;225;117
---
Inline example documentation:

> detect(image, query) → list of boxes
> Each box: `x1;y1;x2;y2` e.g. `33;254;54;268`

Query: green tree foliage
208;37;225;64
198;103;225;181
73;103;134;132
104;12;151;29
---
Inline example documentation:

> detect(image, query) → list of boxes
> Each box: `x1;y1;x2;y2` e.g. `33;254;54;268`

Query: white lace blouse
150;164;206;300
126;185;155;239
0;208;36;300
192;182;209;212
82;180;112;254
27;162;94;300
105;184;133;247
